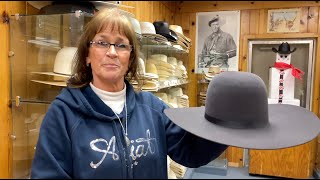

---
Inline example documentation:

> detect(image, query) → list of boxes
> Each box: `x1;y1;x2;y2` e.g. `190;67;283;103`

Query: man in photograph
201;15;237;68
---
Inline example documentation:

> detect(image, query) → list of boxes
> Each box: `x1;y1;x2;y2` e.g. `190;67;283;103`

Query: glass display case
248;39;315;110
9;11;93;179
9;12;190;178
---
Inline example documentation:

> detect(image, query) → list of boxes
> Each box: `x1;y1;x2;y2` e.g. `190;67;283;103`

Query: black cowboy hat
272;42;296;54
153;21;178;42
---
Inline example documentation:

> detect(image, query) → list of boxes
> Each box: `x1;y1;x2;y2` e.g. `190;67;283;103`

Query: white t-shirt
89;82;126;114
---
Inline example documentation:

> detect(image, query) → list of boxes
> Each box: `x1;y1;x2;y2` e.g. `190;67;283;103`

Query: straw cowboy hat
205;65;221;79
164;71;320;149
169;25;191;43
31;47;77;87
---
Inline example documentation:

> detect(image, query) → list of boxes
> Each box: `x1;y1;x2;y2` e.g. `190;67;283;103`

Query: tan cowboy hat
169;25;191;43
205;65;221;78
164;71;320;149
141;80;159;91
145;62;159;79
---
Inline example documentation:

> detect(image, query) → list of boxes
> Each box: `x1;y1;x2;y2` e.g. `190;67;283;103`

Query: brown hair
67;8;140;88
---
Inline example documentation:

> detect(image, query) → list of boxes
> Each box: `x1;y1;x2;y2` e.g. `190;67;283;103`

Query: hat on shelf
140;22;169;43
167;94;178;108
148;54;175;70
145;62;159;79
129;17;142;35
205;65;221;80
168;87;188;99
141;80;159;91
164;71;320;149
31;47;77;87
167;57;178;67
169;25;191;43
153;21;178;42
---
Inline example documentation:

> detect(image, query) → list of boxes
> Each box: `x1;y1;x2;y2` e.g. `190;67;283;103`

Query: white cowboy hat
31;47;77;87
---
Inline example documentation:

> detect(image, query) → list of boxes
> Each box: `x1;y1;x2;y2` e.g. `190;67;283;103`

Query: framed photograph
195;10;240;73
267;8;301;33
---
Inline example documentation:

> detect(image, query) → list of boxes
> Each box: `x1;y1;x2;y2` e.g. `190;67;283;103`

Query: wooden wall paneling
313;31;320;118
174;12;182;26
239;10;250;71
160;2;167;21
318;7;320;34
307;6;319;33
258;9;267;34
177;1;320;13
181;13;190;31
0;2;11;178
0;2;26;178
152;1;161;22
187;13;197;108
300;7;309;33
249;9;260;34
119;1;135;15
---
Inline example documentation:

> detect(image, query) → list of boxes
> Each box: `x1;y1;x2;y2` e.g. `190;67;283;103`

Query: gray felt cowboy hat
164;71;320;150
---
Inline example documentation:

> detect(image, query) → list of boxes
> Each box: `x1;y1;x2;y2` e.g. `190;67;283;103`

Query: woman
31;8;228;179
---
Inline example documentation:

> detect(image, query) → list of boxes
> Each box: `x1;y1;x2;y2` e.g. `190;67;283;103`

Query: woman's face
87;25;131;88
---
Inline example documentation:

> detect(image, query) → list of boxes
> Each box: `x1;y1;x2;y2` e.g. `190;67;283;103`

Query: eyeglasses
89;41;133;53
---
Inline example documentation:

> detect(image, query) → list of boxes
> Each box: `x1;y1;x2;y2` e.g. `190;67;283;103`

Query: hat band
204;113;266;129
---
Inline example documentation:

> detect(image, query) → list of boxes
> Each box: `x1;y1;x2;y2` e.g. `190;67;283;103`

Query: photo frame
195;10;240;74
267;8;301;33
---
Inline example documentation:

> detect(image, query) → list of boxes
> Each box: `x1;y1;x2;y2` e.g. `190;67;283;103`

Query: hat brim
164;104;320;150
31;80;67;87
31;71;71;78
272;47;296;54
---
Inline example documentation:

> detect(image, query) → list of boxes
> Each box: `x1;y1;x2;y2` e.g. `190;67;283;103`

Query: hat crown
169;25;183;35
129;17;141;35
272;42;296;54
140;22;157;34
53;47;77;75
205;72;269;129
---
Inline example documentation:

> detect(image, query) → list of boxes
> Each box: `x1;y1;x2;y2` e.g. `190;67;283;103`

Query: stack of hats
137;57;159;79
153;21;178;43
169;25;191;52
199;86;208;106
170;160;187;178
140;21;170;45
153;92;174;108
167;156;177;179
204;65;221;81
168;87;189;108
177;60;188;80
147;54;175;82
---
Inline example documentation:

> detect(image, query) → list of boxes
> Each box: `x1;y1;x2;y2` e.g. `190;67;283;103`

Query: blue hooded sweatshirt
31;81;228;179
